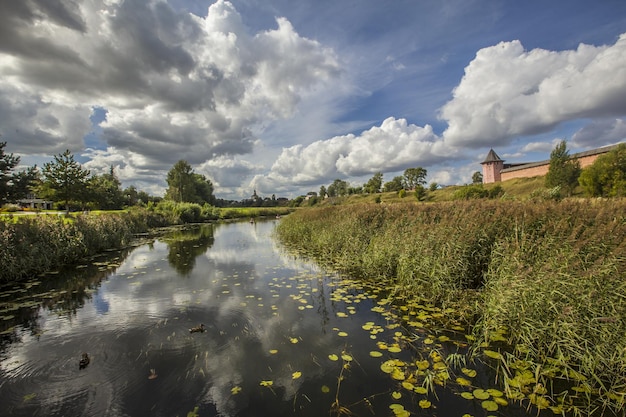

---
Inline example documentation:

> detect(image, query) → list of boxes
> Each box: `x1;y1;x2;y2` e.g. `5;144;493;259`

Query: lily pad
473;389;490;400
481;400;498;411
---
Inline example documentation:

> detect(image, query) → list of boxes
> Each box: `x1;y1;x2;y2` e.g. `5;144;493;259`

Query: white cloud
521;138;561;153
0;0;340;196
441;34;626;148
252;117;450;194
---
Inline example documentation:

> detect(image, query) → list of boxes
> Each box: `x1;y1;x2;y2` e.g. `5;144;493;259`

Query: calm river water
0;220;533;417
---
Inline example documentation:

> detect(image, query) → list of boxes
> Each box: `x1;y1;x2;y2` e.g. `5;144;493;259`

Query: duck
189;323;206;333
79;353;90;369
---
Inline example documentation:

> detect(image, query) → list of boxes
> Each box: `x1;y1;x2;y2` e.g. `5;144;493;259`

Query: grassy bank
275;199;626;415
0;204;293;282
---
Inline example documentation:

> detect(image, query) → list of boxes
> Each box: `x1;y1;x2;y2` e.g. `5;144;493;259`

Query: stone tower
481;149;504;184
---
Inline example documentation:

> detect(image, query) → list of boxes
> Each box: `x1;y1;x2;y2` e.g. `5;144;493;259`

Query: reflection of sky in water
0;220;531;417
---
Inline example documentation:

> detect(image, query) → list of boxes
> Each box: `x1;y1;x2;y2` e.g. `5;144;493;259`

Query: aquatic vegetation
276;199;626;416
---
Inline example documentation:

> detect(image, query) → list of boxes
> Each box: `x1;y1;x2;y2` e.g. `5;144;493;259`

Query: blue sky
1;0;625;199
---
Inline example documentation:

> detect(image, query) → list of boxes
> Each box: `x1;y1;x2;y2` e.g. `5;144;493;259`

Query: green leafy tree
88;166;124;209
192;173;215;205
123;185;139;206
40;149;91;212
165;160;195;202
327;179;349;197
429;182;439;192
403;167;427;189
165;161;215;204
348;185;363;195
414;184;427;201
319;185;327;199
383;176;404;192
364;172;383;194
472;171;483;184
545;140;581;196
579;144;626;197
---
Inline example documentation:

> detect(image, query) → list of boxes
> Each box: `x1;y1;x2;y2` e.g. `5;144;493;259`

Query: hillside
314;176;552;206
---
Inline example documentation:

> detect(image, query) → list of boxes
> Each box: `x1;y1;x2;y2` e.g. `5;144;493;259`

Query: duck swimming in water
189;324;206;333
79;353;90;369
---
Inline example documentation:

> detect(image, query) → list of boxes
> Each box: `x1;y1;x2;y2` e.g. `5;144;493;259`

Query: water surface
1;220;531;416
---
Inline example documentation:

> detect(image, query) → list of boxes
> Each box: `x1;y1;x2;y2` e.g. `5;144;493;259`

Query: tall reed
275;199;626;413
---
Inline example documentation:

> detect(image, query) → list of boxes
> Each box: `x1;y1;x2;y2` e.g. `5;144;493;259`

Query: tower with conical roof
480;149;504;183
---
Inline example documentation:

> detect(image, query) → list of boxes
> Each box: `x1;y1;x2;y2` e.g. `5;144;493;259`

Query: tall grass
0;203;293;283
0;209;168;282
276;199;626;414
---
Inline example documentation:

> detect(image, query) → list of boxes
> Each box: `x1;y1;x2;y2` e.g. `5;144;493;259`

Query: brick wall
499;153;606;182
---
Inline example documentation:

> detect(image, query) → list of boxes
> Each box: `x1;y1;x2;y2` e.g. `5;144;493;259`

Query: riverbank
275;199;626;415
0;205;292;282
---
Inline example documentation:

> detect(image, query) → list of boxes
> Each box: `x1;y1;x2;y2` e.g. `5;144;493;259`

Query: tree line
313;167;430;200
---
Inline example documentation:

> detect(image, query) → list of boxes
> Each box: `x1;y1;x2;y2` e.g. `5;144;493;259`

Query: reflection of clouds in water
1;221;356;417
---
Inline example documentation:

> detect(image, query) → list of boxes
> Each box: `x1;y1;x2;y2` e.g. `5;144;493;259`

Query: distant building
481;143;623;184
17;193;53;210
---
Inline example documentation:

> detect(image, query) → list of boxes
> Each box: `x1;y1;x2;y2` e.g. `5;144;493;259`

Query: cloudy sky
1;0;626;199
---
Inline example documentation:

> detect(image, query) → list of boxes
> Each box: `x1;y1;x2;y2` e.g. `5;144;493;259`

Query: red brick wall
499;154;603;182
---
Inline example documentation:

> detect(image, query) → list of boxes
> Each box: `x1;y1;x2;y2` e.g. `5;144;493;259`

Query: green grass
314;176;557;206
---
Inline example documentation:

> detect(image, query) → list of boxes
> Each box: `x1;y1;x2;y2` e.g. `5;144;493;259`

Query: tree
165;160;195;202
429;182;439;192
579;144;626;197
327;179;349;197
545;140;581;196
403;167;427;189
88;166;124;209
383;176;404;192
165;161;215;204
9;166;39;203
191;173;215;205
319;185;327;199
0;141;21;205
40;149;90;212
123;185;139;206
472;171;483;184
364;172;383;194
414;185;427;201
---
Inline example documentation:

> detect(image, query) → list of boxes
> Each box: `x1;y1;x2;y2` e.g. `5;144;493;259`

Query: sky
1;0;626;200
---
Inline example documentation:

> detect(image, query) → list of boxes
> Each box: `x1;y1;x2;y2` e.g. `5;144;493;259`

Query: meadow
275;199;626;415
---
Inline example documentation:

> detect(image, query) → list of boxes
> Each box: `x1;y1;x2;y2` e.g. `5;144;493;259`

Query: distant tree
403;167;427;189
429;182;439;192
327;179;349;197
319;185;327;199
88;166;124;210
9;166;39;203
123;185;139;206
348;185;363;195
40;149;91;212
364;172;383;194
192;173;215;205
472;171;483;184
545;140;581;196
579;144;626;197
383;176;404;192
165;160;195;202
165;160;215;204
414;185;427;201
0;142;36;206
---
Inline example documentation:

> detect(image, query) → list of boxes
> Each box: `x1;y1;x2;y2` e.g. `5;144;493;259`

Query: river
1;219;534;416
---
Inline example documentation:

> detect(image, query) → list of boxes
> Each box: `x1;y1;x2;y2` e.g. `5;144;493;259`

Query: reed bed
0;209;168;282
275;199;626;415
